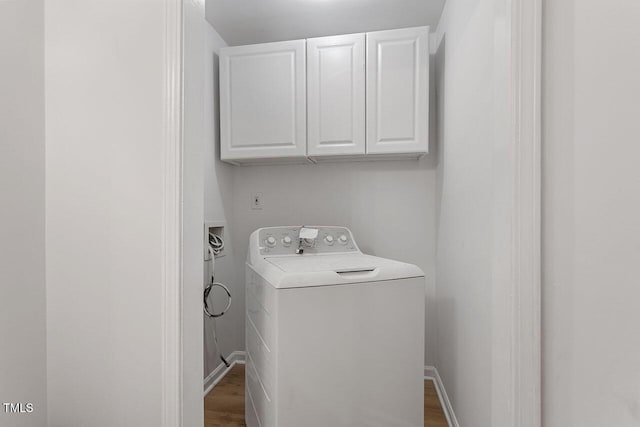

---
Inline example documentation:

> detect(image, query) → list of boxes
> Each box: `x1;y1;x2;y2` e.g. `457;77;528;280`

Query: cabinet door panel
220;40;306;161
366;27;429;154
307;34;365;157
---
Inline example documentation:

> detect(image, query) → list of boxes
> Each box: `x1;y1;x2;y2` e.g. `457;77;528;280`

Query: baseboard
424;366;459;427
203;351;246;396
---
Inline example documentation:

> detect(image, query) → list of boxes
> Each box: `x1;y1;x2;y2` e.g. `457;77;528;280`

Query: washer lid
260;253;424;289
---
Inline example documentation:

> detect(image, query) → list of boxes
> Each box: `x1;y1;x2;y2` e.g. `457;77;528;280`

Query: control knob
324;235;335;246
282;235;292;247
338;234;349;245
265;236;277;248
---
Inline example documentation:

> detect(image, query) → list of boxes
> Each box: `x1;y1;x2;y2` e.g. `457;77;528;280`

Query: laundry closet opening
181;0;527;425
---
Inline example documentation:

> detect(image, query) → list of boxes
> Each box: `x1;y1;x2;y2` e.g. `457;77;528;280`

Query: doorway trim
161;0;184;426
159;0;543;425
509;0;542;426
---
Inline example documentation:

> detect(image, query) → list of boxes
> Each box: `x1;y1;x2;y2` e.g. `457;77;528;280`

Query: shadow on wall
433;34;445;248
204;46;241;379
424;37;443;373
432;32;462;406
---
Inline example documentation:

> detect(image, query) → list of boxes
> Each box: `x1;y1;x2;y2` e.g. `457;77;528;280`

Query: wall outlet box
251;192;263;210
204;221;226;261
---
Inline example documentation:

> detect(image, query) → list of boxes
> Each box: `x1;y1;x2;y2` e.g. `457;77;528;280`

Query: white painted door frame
514;0;542;425
159;0;542;426
161;0;183;426
500;0;542;426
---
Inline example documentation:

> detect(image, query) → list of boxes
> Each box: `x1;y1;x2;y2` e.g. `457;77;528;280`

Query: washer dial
265;236;277;248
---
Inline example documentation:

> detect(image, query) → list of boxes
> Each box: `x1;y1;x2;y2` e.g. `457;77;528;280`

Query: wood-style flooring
204;365;449;427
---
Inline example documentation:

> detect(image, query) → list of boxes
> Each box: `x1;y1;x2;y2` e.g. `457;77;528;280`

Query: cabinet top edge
220;38;306;53
222;26;431;51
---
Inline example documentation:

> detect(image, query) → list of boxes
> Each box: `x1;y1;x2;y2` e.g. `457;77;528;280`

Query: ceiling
205;0;446;46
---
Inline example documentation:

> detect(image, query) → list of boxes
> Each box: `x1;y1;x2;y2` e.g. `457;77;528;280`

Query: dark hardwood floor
204;365;449;427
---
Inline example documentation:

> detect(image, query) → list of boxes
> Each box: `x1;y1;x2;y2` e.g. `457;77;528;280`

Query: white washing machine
245;226;425;427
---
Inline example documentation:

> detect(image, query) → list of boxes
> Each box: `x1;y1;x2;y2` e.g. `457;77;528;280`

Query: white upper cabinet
307;34;366;157
218;27;430;164
219;40;307;162
366;27;429;155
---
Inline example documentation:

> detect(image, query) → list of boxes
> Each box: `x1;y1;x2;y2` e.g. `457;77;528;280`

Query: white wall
543;1;640;426
45;1;165;425
432;0;511;425
229;159;439;365
202;21;240;382
0;0;47;425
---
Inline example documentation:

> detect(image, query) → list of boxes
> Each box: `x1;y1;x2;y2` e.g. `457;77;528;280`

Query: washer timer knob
265;236;277;248
282;236;292;246
338;234;349;245
324;235;335;245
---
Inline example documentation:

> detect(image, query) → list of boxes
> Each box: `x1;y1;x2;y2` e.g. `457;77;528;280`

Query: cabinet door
307;34;365;157
366;27;429;155
219;40;306;161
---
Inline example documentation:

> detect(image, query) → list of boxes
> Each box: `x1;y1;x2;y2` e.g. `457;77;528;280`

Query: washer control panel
258;226;358;256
